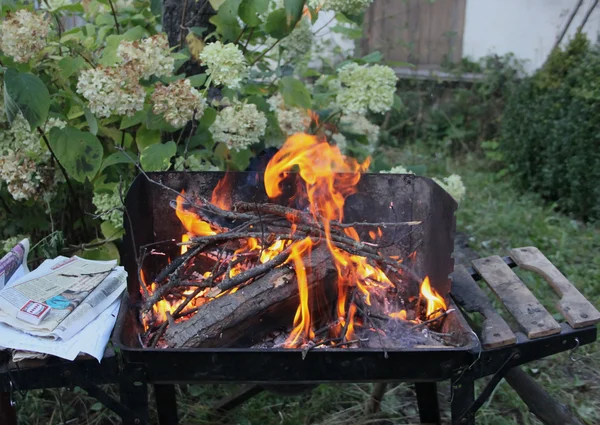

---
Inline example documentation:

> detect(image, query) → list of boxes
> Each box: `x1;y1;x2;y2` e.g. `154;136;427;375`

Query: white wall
462;0;600;73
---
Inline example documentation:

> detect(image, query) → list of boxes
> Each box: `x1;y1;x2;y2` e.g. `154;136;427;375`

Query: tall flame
420;276;447;319
265;133;398;345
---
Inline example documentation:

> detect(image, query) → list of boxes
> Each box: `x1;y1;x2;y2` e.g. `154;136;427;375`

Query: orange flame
181;234;190;254
211;171;233;210
264;133;399;346
176;191;218;236
284;237;315;346
420;276;447;319
389;310;407;320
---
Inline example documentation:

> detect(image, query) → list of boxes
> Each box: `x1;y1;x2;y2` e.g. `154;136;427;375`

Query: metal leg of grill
155;384;178;425
212;385;264;414
119;366;149;425
451;376;475;425
415;383;441;425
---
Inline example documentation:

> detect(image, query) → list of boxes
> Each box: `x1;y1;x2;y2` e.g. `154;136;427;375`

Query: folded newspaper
0;239;127;361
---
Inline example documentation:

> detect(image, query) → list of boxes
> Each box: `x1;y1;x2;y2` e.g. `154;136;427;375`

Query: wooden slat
426;0;454;65
416;0;432;65
510;247;600;328
451;0;467;62
472;256;561;339
451;265;517;349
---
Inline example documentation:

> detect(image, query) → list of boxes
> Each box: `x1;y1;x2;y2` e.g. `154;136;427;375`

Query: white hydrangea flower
5;114;66;161
280;18;313;61
433;174;466;203
267;94;310;136
0;152;49;201
210;102;267;151
199;42;248;89
331;133;347;153
380;165;414;175
340;114;379;148
0;10;50;63
174;155;220;171
0;236;24;256
77;66;146;117
314;0;373;15
152;79;207;128
93;190;123;230
336;63;398;115
117;34;174;79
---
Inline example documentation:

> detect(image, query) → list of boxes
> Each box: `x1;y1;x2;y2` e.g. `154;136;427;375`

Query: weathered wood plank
451;0;467;62
426;0;454;65
472;256;561;339
510;247;600;328
451;265;517;349
416;0;432;65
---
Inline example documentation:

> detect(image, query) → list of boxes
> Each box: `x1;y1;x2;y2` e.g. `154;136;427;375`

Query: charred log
164;247;338;348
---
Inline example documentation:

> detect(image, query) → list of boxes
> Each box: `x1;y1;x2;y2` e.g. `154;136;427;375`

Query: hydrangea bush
0;0;461;259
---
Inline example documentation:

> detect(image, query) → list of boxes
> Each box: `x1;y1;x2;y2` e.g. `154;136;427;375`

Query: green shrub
379;54;523;155
501;33;600;221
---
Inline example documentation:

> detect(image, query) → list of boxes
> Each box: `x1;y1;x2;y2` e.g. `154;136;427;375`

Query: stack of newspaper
0;239;126;362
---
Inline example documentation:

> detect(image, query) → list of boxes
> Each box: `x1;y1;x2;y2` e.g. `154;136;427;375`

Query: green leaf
362;51;383;63
3;68;50;129
100;26;146;66
228;147;252;171
187;73;208;87
331;25;362;39
146;110;178;132
209;0;226;10
198;107;217;129
58;56;86;79
120;109;147;129
265;9;291;39
49;127;104;183
284;0;305;27
90;402;104;412
136;125;161;151
239;0;269;27
78;240;120;262
279;76;311;109
150;0;162;16
84;107;98;135
189;26;208;36
100;151;133;173
188;131;214;150
210;0;242;41
101;221;125;241
140;141;176;171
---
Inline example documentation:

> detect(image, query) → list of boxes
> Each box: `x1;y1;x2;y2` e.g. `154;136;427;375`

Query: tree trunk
162;0;216;76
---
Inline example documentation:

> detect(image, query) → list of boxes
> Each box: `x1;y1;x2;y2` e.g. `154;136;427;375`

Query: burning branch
137;133;451;349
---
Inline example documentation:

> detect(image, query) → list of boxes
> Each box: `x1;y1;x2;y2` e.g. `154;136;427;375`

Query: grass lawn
13;146;600;424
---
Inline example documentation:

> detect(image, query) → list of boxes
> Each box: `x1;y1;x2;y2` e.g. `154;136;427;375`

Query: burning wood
138;133;452;349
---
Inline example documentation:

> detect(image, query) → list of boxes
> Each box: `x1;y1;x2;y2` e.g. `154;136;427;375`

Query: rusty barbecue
133;133;458;351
